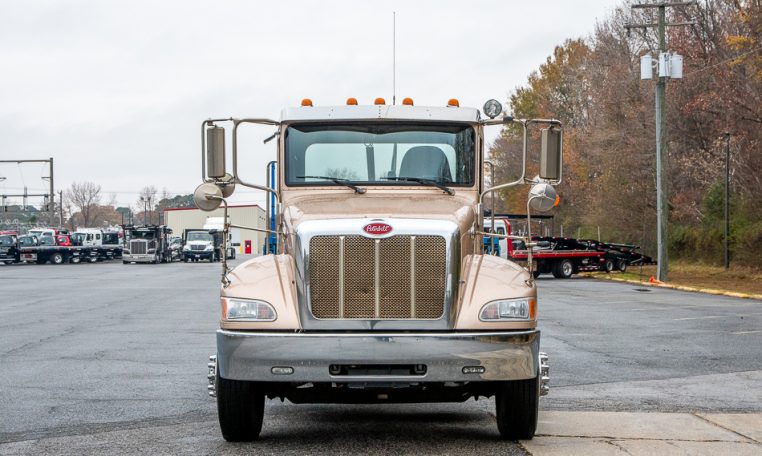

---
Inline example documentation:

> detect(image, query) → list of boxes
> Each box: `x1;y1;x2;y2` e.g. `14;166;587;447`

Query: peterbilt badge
363;222;393;235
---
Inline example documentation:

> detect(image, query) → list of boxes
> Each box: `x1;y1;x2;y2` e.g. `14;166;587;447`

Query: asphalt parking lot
0;259;760;455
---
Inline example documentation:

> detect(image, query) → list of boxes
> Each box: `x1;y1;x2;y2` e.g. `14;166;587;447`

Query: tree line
489;0;761;267
61;183;194;229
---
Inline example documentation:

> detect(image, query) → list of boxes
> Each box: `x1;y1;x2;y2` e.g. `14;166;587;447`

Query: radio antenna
392;11;396;105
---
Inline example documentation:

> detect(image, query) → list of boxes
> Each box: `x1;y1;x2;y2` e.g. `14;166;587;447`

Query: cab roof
280;104;481;123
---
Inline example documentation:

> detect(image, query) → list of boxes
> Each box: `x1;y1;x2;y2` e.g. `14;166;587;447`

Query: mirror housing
218;172;236;198
540;127;562;182
206;126;226;179
528;183;559;212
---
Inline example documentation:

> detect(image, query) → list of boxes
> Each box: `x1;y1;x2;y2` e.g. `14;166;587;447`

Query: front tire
216;374;264;442
495;376;539;440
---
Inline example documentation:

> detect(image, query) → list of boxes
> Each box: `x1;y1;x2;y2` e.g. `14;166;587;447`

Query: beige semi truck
195;97;563;441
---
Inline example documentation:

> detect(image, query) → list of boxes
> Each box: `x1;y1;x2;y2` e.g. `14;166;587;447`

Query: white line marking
731;330;761;335
673;316;724;321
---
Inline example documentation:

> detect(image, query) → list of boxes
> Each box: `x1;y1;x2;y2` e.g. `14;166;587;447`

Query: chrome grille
190;244;205;251
130;240;147;254
309;235;446;319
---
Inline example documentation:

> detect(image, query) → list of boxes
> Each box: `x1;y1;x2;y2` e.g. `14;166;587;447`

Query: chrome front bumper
123;254;156;263
216;329;541;383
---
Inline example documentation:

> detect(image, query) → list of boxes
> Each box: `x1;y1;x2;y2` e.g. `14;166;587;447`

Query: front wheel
495;376;539;440
216;374;264;442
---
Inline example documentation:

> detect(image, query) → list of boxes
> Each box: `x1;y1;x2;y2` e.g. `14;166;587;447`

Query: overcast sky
0;0;621;209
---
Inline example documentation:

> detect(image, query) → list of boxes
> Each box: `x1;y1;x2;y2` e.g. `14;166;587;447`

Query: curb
584;274;762;300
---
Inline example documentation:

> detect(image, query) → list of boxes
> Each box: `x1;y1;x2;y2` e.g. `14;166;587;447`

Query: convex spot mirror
206;126;226;179
193;182;223;212
540;127;562;182
528;183;559;213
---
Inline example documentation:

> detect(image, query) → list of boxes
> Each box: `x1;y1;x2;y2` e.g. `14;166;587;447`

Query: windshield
285;123;475;186
0;236;14;246
129;230;156;240
187;232;212;242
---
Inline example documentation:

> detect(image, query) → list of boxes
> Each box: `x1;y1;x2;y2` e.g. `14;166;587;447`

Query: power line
684;45;762;77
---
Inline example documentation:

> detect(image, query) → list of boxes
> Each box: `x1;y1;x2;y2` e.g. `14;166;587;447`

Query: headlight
479;298;535;321
183;245;190;251
204;245;213;251
123;249;130;254
222;297;277;321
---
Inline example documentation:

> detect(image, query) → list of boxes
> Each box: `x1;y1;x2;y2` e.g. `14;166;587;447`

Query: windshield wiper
297;176;366;194
382;176;454;195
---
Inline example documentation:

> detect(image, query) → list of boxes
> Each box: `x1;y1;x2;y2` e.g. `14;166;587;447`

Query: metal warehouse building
163;204;267;255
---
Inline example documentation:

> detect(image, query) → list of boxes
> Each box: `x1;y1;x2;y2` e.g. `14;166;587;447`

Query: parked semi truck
194;98;563;441
121;224;173;264
182;229;222;262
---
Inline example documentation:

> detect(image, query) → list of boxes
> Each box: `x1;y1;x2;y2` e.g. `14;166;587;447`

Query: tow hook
207;355;217;397
539;352;550;396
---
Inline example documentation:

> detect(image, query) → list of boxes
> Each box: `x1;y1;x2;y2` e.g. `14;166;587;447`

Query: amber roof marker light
346;98;358;105
402;97;414;106
374;97;386;105
447;98;460;107
301;98;313;107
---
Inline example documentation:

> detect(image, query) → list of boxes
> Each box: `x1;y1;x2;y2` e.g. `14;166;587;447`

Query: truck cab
0;234;19;264
73;228;104;247
195;98;562;441
182;229;219;262
121;225;172;264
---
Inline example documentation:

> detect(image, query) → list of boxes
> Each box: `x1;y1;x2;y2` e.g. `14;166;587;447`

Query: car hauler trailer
18;240;123;264
486;217;655;278
193;98;564;441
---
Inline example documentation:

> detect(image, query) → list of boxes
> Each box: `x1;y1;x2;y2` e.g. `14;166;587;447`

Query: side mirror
540;127;562;182
206;126;226;179
193;182;223;212
528;183;559;212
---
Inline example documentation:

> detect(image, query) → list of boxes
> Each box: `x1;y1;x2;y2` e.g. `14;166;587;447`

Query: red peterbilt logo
363;222;393;235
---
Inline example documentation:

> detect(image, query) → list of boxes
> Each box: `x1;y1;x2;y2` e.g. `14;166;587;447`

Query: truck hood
282;193;476;235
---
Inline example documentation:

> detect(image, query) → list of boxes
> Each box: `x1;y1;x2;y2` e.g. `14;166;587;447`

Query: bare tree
137;185;158;225
64;181;102;227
